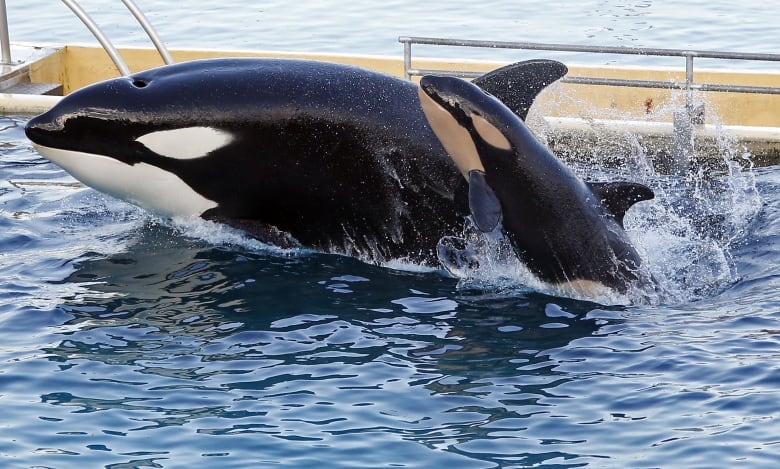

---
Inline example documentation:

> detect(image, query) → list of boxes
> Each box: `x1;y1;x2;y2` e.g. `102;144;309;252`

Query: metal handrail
0;0;11;65
399;36;780;95
61;0;131;75
61;0;174;75
1;0;172;75
121;0;173;65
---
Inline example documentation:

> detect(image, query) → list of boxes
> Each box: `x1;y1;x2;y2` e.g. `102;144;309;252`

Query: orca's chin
32;143;218;218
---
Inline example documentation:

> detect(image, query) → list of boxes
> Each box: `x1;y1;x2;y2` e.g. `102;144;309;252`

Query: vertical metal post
403;39;412;80
685;54;694;90
684;53;695;112
0;0;12;65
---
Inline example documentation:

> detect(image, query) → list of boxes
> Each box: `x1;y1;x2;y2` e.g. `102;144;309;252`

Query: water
2;1;780;467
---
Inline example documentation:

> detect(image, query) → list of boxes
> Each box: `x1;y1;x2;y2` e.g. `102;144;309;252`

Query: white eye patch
472;115;511;150
136;126;234;160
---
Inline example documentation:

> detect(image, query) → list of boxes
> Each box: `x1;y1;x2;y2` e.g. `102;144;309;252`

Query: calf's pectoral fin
468;170;503;232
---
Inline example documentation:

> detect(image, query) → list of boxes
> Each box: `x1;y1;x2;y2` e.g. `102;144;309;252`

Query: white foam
169;215;301;256
381;258;440;274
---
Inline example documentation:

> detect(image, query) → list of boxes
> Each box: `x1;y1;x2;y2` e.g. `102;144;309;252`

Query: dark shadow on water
55;222;613;356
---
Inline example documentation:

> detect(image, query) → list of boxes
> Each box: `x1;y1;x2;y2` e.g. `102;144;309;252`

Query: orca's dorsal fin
472;59;568;121
468;170;503;232
589;181;655;227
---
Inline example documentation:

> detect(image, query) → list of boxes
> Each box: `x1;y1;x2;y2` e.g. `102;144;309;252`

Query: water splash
436;217;633;305
168;216;301;256
625;125;761;304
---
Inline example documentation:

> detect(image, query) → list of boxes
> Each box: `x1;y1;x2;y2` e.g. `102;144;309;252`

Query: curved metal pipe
60;0;131;76
121;0;174;65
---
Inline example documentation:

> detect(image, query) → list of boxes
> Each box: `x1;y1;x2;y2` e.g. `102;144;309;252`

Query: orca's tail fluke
473;59;568;120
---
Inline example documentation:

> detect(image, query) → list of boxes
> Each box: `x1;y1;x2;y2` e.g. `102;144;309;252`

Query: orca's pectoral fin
589;181;655;227
472;59;568;121
468;170;503;232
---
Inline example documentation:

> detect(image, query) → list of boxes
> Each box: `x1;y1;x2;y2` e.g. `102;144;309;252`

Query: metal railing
0;0;11;65
0;0;172;73
399;36;780;95
61;0;173;75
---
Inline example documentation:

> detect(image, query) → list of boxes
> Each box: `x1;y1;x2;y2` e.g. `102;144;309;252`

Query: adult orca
25;57;567;263
417;74;655;293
